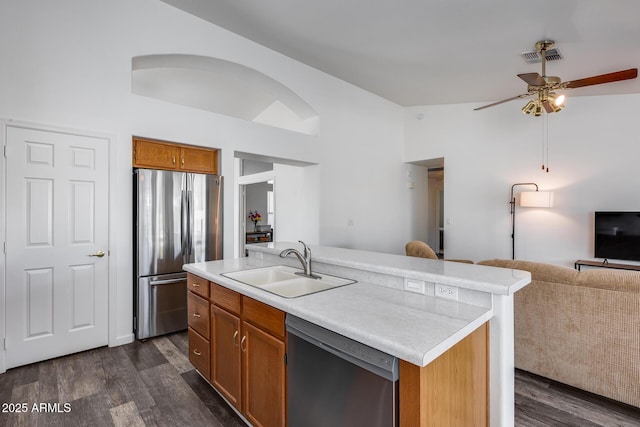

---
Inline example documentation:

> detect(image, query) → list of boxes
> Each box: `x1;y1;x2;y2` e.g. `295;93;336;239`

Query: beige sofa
478;259;640;408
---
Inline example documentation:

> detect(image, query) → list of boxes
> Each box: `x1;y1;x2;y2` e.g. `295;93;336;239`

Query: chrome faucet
279;241;321;279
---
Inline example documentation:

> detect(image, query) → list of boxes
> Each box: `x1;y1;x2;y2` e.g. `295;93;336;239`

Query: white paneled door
5;126;109;369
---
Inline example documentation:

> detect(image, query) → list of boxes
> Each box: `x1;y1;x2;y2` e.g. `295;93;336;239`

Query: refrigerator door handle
150;278;187;286
180;188;188;263
188;188;194;256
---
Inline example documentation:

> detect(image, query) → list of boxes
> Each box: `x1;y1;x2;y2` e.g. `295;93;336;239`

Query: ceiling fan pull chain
545;113;550;172
542;113;547;172
542;112;550;172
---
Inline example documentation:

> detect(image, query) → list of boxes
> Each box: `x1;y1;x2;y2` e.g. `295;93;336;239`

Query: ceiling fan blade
474;94;531;111
518;73;546;87
564;68;638;89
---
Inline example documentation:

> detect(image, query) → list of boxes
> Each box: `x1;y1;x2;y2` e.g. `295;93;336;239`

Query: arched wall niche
132;54;319;135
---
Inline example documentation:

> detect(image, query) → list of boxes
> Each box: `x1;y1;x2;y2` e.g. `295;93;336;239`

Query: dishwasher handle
286;315;398;382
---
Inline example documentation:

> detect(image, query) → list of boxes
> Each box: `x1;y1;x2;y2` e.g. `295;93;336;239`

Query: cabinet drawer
187;273;209;299
243;297;285;339
188;327;210;379
211;282;241;315
188;292;210;339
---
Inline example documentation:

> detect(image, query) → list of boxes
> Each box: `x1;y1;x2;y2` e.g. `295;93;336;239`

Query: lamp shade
520;191;553;208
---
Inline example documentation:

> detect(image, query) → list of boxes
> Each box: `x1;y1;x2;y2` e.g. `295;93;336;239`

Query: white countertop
248;242;531;295
183;244;524;366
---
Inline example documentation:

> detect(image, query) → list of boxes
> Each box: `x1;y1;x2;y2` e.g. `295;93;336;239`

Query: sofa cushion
478;259;578;284
576;269;640;293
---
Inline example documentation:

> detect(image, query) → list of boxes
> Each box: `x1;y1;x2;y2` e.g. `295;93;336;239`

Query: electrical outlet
404;278;425;294
435;284;458;300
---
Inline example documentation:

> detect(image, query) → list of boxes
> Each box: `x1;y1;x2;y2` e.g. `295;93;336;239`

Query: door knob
89;250;105;258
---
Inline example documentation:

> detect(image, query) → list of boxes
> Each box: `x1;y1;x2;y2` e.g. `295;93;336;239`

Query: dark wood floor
514;370;640;426
1;331;639;426
0;332;245;427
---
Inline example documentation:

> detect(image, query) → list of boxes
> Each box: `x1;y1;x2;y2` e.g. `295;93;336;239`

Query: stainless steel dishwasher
286;315;399;427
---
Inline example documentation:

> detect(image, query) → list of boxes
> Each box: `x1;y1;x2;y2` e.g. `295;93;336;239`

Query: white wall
405;94;640;266
274;164;321;244
0;0;407;345
404;164;430;246
316;100;409;253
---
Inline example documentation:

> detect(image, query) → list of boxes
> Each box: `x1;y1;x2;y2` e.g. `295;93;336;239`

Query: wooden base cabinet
211;304;242;410
211;305;286;427
399;322;489;427
188;275;286;427
188;272;488;427
187;274;211;380
243;320;286;427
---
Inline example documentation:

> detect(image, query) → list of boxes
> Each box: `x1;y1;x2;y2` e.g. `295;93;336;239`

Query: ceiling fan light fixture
550;101;564;113
533;103;544;116
522;100;537;115
545;93;565;113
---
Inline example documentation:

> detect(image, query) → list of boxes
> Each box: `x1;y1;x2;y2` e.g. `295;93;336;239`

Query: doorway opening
243;181;275;244
428;167;445;257
234;153;318;258
408;157;445;257
239;159;275;256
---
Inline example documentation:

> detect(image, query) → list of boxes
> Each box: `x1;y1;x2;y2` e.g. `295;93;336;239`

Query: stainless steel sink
221;265;356;298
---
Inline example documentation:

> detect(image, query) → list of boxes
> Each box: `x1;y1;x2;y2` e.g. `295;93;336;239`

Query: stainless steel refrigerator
134;168;223;339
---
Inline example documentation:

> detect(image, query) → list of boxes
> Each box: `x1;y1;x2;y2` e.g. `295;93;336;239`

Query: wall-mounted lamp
510;183;553;259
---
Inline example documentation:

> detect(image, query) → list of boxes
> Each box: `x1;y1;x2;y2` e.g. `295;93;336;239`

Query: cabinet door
180;146;218;174
132;137;179;170
243;322;286;427
211;305;242;409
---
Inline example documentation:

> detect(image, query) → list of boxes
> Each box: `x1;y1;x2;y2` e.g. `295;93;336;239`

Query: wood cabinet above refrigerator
132;136;218;174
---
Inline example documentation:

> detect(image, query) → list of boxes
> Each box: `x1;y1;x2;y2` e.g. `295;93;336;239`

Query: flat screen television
594;211;640;262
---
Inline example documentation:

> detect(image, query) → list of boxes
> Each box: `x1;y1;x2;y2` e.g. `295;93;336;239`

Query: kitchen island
184;242;530;426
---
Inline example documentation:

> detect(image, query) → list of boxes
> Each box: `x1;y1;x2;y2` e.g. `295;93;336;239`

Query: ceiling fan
474;40;638;115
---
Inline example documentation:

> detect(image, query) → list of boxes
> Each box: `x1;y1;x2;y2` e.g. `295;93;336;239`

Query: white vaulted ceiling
160;0;640;107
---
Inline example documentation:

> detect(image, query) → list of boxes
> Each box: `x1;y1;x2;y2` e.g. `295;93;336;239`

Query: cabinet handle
181;157;185;166
172;156;176;165
191;282;200;288
240;336;247;352
192;312;201;318
193;349;202;356
233;331;239;346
